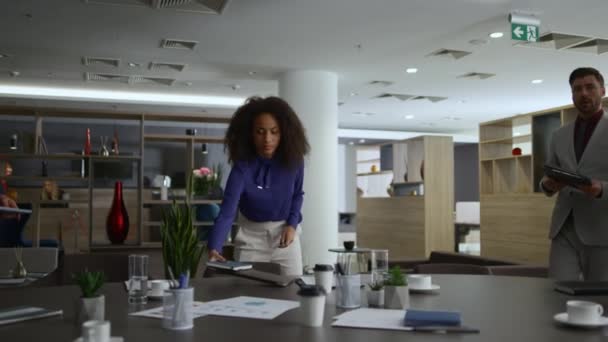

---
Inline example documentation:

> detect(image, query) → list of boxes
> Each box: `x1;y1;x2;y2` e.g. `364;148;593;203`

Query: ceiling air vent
458;72;496;80
375;93;413;101
129;76;175;86
84;72;129;83
516;32;593;50
374;93;446;103
565;39;608;55
82;57;120;67
149;62;187;72
83;0;229;14
427;48;471;60
160;39;198;50
368;80;394;87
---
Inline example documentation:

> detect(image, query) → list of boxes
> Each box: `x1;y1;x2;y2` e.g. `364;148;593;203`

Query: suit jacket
542;110;608;245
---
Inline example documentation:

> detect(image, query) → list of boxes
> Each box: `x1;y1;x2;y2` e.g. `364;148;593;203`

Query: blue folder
404;309;461;327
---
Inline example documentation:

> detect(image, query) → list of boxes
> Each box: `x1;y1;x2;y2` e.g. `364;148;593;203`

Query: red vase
84;128;91;156
106;181;129;244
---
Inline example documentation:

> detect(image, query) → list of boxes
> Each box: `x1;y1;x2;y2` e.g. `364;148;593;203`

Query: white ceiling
1;0;608;137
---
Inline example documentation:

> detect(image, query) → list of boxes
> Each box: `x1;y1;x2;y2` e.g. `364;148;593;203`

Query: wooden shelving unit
356;170;393;177
479;98;608;265
0;106;228;252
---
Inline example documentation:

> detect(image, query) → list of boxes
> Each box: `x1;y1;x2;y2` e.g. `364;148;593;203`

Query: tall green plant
73;270;105;298
161;174;205;278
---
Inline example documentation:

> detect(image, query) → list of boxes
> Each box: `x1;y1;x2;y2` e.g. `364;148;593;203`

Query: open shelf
479;134;532;145
357;170;393;177
143;134;223;143
480;154;531;162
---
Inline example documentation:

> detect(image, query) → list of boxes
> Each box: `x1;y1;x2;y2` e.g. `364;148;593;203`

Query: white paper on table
332;308;412;331
196;296;300;320
129;301;209;319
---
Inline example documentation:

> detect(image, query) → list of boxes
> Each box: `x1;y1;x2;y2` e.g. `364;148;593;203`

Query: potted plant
384;266;409;309
367;280;385;308
161;174;205;279
73;270;105;324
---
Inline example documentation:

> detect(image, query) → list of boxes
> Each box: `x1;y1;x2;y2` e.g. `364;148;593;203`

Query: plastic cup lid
298;285;326;296
313;264;334;272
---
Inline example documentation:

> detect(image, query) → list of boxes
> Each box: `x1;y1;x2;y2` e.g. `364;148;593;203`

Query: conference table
1;274;607;341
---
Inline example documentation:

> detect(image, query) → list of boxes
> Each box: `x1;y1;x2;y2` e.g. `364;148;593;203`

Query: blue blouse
207;157;304;251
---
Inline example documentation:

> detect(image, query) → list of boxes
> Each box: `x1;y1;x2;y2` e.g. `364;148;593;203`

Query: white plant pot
76;295;105;324
367;289;385;308
384;286;409;309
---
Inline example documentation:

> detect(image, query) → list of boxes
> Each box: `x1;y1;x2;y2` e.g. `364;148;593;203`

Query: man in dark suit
541;67;608;281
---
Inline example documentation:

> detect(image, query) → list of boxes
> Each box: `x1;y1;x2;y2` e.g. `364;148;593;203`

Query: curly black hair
224;96;310;169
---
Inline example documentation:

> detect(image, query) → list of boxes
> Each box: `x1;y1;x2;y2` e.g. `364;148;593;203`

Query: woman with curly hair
207;96;310;276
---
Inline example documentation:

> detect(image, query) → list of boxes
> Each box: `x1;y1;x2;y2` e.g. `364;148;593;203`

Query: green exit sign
512;23;539;42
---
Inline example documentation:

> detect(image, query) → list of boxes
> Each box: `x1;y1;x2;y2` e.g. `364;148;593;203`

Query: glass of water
128;254;149;304
370;249;389;284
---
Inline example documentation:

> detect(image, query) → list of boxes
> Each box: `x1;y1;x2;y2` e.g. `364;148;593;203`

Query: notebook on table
554;281;608;295
0;306;63;326
206;261;253;271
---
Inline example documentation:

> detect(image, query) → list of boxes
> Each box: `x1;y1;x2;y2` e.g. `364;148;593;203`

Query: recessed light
348;141;355;145
359;139;366;143
127;62;140;67
184;82;193;87
405;68;418;74
349;92;358;97
10;71;19;77
489;32;504;39
531;79;543;84
248;71;257;76
404;115;415;120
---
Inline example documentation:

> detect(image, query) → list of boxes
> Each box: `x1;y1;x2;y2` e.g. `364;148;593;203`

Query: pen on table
411;325;480;334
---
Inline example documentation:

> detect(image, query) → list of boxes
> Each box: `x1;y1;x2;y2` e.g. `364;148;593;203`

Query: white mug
150;280;170;297
567;300;604;324
407;274;432;289
82;320;110;342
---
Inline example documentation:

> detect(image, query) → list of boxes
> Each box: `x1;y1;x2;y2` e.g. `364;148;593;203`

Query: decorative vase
106;181;129;244
76;295;105;324
84;128;91;156
384;285;409;309
367;289;385;308
12;260;27;278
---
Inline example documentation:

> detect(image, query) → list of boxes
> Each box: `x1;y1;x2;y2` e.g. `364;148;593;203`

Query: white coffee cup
82;320;110;342
567;300;604;324
313;264;334;294
150;280;170;297
299;286;326;327
407;274;432;289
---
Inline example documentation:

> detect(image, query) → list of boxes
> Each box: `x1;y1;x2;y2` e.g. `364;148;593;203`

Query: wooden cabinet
357;135;454;260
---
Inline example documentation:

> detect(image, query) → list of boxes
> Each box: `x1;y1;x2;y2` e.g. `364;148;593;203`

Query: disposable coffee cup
313;264;334;294
82;320;110;342
567;300;604;324
298;285;326;327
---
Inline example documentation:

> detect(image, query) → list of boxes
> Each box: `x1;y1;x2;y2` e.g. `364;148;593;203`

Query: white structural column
279;70;338;266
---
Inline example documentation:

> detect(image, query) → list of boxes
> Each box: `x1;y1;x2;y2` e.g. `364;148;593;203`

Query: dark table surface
1;274;608;341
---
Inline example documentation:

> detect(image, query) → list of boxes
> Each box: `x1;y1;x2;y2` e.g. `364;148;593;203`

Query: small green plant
367;280;385;291
384;266;407;286
73;270;105;298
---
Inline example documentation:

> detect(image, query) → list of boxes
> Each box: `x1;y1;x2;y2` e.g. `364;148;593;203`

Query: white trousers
233;216;303;276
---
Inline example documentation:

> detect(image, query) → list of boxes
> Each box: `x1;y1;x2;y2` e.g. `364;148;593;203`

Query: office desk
0;275;606;341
